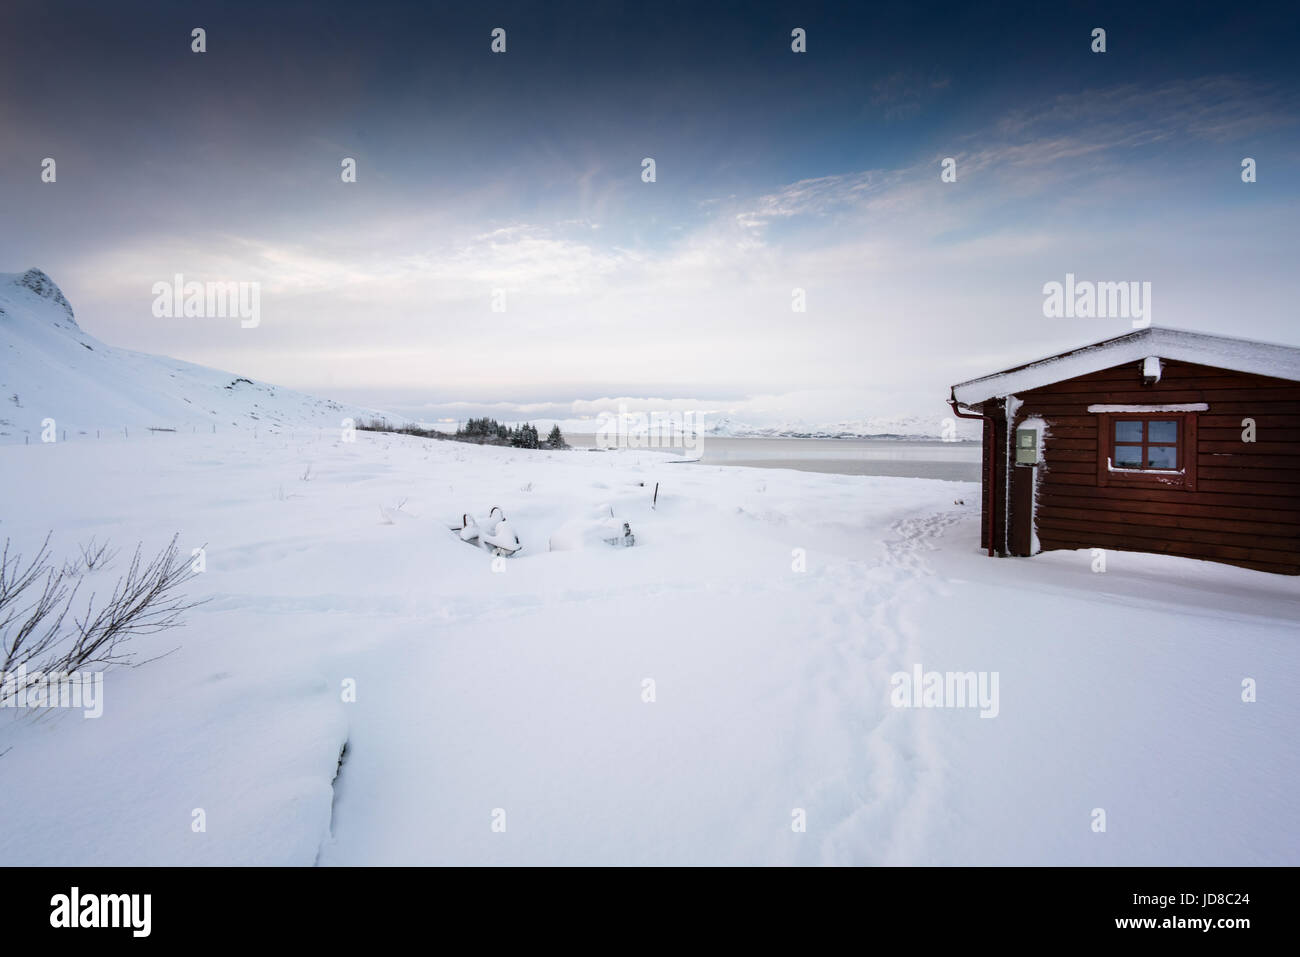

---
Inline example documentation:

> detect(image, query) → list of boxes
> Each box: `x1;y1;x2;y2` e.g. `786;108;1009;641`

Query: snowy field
1;429;1297;866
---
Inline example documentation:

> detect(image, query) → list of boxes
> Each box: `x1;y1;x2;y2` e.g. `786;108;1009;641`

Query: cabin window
1112;418;1179;470
1095;411;1198;490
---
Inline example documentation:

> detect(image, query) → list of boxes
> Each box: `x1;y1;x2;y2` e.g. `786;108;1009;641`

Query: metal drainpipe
949;390;996;557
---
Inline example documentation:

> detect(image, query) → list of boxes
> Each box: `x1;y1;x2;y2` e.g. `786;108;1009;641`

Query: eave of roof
950;327;1300;408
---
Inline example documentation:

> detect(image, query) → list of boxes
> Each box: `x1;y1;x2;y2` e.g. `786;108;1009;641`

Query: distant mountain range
697;414;979;441
421;410;977;442
441;413;982;442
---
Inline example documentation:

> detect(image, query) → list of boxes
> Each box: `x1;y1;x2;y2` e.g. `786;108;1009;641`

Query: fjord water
568;435;983;481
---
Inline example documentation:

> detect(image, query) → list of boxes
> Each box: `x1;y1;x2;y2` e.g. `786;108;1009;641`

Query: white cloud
57;76;1300;415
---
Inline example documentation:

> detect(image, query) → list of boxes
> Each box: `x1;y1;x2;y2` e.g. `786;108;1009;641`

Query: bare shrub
0;533;202;707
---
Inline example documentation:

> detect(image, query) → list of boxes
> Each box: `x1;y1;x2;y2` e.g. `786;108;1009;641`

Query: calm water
566;435;982;482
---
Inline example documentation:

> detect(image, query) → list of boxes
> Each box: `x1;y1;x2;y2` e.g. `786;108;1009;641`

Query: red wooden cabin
949;329;1300;575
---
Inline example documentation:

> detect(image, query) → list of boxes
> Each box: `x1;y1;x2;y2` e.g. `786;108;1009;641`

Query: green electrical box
1015;428;1038;465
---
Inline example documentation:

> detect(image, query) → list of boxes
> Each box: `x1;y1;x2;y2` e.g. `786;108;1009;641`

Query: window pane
1146;445;1177;469
1148;420;1178;443
1114;420;1143;442
1114;445;1144;467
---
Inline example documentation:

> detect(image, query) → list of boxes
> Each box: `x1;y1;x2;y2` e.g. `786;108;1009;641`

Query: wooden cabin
949;329;1300;575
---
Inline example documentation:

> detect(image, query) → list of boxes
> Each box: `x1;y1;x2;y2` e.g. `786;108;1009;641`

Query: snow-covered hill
0;269;383;443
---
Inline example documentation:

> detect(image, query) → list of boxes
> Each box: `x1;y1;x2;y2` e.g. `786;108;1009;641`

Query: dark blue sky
3;0;1297;423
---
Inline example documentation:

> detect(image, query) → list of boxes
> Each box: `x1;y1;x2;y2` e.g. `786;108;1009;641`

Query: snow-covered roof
951;328;1300;407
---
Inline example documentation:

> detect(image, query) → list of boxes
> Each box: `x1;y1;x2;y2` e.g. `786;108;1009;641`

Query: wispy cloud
870;70;953;120
41;74;1300;410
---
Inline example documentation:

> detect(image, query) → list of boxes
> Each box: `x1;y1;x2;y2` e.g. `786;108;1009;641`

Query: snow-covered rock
548;505;635;551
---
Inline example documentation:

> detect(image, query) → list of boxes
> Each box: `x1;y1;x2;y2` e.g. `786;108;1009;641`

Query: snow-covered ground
1;428;1296;865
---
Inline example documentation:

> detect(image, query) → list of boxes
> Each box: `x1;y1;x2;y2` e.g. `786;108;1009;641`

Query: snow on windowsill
1106;459;1182;475
1088;403;1208;413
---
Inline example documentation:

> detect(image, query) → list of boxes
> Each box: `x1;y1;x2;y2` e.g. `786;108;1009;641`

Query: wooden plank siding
1011;358;1300;574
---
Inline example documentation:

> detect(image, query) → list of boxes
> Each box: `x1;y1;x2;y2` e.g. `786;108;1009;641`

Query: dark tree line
354;417;567;450
455;418;566;449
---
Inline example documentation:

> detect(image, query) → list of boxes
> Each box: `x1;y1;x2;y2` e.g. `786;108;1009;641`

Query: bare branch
0;533;202;709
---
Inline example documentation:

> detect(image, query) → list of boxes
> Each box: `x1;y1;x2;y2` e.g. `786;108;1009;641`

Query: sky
2;0;1298;428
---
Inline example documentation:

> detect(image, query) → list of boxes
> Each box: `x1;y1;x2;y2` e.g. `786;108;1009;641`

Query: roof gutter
949;390;995;557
